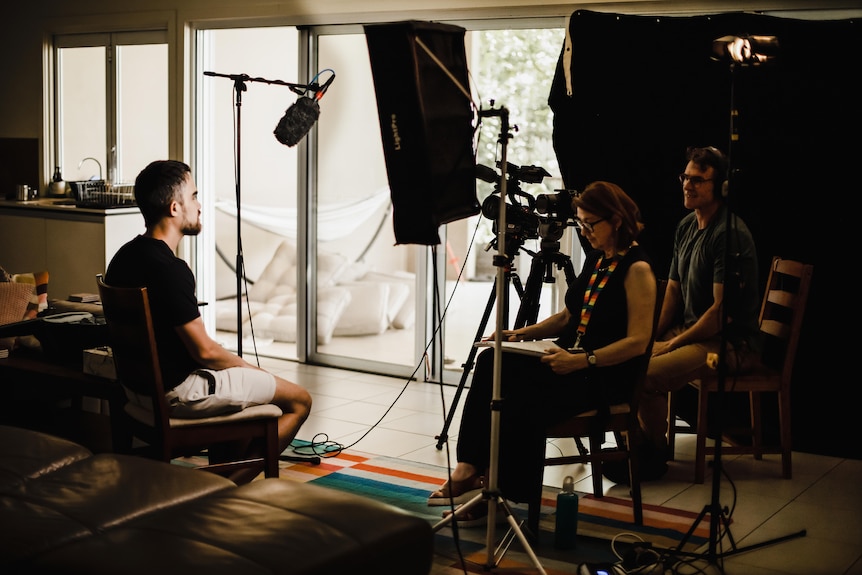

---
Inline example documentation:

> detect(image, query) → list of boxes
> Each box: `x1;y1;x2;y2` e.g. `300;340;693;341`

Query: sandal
427;474;484;506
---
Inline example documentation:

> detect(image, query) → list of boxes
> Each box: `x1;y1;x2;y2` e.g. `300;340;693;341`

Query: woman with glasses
603;146;761;485
428;180;657;521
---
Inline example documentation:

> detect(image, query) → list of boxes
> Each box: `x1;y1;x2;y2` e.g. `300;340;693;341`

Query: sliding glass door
194;20;577;384
196;26;303;360
308;22;576;383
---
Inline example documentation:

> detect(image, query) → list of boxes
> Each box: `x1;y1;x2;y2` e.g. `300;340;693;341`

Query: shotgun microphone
273;71;335;147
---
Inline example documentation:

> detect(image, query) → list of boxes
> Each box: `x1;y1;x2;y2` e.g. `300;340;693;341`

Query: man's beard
182;220;202;235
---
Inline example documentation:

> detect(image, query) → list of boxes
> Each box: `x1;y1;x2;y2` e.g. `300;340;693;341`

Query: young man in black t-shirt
106;160;312;484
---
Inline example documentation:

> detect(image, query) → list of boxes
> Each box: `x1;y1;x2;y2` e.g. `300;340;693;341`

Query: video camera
476;161;577;245
535;188;577;242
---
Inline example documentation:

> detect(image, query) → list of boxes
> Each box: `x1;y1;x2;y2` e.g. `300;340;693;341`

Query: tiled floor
259;356;862;575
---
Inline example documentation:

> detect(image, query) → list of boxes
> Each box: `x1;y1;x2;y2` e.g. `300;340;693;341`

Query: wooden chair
527;279;666;536
667;256;814;483
96;274;283;481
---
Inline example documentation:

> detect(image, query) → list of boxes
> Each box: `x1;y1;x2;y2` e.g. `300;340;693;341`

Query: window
54;31;168;186
195;26;302;360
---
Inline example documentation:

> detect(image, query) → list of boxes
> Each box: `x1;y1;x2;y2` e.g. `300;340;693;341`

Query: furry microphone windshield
274;96;321;147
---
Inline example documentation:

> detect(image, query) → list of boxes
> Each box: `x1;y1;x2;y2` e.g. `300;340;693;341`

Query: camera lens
535;193;556;214
536;190;575;219
481;194;501;220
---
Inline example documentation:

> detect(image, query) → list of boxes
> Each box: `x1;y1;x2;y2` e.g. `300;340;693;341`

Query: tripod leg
514;255;546;328
431;491;486;531
674;504;711;554
559;251;577;286
664;501;805;564
435;350;476;449
492;497;548;574
510;270;525;300
436;277;500;449
433;491;548;575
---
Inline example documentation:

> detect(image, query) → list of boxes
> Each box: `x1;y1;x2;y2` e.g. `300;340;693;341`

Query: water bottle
554;475;579;550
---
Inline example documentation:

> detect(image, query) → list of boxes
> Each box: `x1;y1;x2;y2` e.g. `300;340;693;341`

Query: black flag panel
549;10;860;457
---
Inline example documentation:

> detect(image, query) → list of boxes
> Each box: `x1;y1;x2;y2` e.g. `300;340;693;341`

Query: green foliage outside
468;27;565;243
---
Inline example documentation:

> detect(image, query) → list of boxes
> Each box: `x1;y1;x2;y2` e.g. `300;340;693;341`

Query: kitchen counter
0;200;143;299
0;198;139;217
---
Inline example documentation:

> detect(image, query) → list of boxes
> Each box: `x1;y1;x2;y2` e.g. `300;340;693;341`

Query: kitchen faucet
77;157;103;181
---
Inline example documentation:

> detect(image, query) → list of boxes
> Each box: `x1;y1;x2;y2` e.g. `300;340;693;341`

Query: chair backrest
756;256;814;383
96;274;172;435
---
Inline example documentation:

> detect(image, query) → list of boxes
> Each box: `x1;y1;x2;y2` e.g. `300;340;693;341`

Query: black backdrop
549;10;861;458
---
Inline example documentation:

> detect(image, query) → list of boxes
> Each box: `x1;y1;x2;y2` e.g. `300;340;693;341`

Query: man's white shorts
166;367;276;418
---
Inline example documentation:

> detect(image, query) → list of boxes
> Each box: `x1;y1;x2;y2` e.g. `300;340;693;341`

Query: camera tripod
434;236;576;451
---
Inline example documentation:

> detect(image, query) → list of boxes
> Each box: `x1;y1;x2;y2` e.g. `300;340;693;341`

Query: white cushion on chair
125;402;282;428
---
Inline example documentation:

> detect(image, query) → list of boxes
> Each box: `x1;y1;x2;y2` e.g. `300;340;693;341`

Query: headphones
697;146;729;198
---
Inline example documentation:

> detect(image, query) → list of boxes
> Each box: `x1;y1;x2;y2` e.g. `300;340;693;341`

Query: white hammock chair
214;186;391;242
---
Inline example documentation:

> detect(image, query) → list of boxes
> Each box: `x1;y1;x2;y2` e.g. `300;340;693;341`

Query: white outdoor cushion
332;282;391;337
362;270;416;329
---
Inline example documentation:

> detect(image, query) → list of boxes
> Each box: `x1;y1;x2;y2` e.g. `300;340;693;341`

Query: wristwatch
586;351;597;367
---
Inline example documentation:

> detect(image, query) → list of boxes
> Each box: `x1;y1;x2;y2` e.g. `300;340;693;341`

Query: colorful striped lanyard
574;255;620;348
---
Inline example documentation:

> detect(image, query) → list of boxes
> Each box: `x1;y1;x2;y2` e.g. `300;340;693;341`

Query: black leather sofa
0;425;433;574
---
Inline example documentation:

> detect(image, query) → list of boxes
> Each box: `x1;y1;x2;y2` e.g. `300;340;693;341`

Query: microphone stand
433;104;547;575
203;71;317;356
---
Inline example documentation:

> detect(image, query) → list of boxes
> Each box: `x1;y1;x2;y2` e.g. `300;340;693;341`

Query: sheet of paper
473;339;568;357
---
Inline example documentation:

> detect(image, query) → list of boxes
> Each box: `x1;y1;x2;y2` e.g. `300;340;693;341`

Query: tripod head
484;233;525;267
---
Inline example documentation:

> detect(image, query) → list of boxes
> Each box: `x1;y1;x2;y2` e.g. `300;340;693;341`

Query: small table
0;349;129;452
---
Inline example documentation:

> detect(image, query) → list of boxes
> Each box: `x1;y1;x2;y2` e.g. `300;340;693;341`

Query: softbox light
365;20;480;245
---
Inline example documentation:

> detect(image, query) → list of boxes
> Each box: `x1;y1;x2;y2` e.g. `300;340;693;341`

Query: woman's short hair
573;180;645;249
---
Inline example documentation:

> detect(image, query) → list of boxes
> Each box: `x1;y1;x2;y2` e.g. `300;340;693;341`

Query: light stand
203;71;317;356
433;105;547;575
667;35;805;569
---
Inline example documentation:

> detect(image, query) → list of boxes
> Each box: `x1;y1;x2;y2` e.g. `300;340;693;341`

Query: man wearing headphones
604;146;761;483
